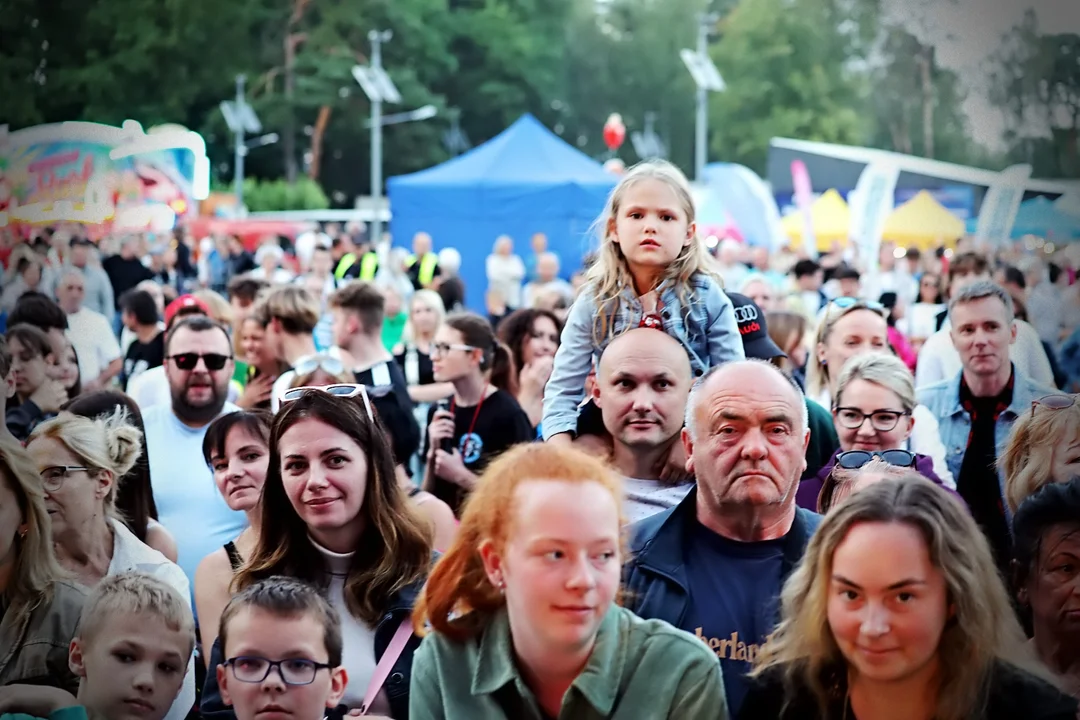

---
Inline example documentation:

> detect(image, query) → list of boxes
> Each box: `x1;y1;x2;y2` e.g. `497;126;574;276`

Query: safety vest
334;253;357;280
359;252;379;281
406;252;439;287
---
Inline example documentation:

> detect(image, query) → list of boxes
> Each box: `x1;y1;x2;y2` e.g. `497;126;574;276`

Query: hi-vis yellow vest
334;252;378;281
406;252;439;286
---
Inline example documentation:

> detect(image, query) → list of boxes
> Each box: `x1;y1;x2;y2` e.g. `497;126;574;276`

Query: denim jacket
0;581;87;695
541;273;743;439
916;365;1056;521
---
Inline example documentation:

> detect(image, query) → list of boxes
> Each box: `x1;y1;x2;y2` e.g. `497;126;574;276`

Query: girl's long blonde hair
752;477;1053;720
999;401;1080;512
585;160;721;344
0;434;67;628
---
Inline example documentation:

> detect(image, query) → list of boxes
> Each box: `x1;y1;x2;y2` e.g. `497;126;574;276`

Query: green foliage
242;177;330;211
706;0;868;173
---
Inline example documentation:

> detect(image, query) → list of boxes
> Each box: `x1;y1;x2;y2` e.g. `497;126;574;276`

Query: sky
886;0;1080;150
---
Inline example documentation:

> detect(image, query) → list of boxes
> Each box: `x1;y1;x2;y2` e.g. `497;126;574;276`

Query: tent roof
388;114;615;189
883;190;964;247
782;189;850;249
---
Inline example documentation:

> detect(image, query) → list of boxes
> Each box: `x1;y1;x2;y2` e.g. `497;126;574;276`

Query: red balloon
603;114;626;151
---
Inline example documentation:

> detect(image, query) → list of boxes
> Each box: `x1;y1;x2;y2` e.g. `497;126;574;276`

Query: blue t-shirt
681;518;785;715
143;403;248;594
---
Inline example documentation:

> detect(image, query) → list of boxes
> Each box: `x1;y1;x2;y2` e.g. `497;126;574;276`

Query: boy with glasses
214;578;347;720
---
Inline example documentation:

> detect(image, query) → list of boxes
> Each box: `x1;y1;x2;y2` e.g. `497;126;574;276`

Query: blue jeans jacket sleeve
542;292;599;440
704;283;745;367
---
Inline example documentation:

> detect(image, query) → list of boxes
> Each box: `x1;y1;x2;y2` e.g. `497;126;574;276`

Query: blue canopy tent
966;196;1080;240
387;114;617;312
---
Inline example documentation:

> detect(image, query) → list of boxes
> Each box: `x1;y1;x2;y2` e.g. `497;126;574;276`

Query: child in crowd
0;572;194;720
215;577;348;720
542;159;744;443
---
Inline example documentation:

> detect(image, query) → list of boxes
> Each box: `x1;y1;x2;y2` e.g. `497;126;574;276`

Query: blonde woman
806;298;952;486
798;353;957;510
25;410;194;720
740;477;1076;720
0;435;86;694
767;310;809;387
1000;394;1080;513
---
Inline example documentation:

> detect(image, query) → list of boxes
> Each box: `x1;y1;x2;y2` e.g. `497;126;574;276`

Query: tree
705;0;867;174
990;11;1080;177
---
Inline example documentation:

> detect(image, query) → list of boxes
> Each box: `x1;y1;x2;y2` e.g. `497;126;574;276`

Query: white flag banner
848;161;900;275
974;164;1032;248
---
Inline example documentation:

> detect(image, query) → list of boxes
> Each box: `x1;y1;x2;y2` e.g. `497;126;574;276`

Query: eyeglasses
293;353;345;377
223;656;332;686
166;352;232;371
430;342;477;357
280;383;373;422
833;407;911;432
1031;394;1077;419
40;465;90;492
836;449;916;470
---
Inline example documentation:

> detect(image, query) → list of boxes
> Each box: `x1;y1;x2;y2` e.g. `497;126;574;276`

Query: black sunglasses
166;352;232;371
836;449;916;470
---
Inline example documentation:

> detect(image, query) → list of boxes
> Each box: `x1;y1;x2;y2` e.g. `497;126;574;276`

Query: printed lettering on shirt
694;628;760;664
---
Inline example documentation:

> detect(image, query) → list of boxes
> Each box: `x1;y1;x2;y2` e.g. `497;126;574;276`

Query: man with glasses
142;315;245;587
919;280;1056;573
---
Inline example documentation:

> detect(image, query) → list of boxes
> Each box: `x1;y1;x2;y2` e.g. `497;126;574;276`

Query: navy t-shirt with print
680;518;785;716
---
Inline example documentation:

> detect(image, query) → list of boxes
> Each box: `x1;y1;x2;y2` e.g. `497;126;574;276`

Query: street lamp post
220;75;263;215
681;14;725;182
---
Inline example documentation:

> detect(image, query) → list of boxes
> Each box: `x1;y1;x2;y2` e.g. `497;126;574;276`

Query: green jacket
1;708;88;720
409;604;728;719
0;580;87;695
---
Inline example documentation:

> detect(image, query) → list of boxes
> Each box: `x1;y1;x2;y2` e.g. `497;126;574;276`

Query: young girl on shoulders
542;159;744;443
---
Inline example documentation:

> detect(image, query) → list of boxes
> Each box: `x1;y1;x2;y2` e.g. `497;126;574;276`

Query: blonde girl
542;160;744;442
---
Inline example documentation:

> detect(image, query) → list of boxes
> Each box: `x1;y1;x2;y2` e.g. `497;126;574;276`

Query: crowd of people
0;159;1078;720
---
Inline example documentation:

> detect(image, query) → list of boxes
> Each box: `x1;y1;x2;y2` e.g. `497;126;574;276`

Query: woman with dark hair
55;339;81;401
423;312;533;516
1013;479;1080;698
497;307;562;430
194;409;272;665
200;388;434;719
62;390;176;562
5;324;65;441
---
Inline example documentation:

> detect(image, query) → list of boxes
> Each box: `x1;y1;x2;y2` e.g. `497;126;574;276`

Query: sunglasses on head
836;449;916;470
1031;393;1078;419
293;353;345;377
166;352;232;371
828;297;886;315
280;383;373;422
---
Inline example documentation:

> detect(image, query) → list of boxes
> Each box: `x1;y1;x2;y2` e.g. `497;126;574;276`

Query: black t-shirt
681;518;786;716
123;331;165;390
394;347;434;387
957;395;1013;573
353;360;419;470
102;256;154;309
423;388;533;515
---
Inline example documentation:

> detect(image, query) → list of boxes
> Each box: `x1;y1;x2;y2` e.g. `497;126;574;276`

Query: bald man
623;360;821;715
594;328;695;523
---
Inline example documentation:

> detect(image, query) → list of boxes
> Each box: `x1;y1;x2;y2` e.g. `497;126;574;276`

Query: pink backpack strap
357;617;414;715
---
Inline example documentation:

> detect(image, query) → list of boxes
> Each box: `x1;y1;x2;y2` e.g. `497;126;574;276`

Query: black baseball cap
729;292;786;360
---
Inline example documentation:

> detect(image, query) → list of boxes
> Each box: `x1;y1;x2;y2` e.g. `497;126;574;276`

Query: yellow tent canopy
882;190;964;249
782;189;850;252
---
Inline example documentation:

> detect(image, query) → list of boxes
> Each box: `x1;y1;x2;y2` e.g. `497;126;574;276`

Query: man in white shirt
522;252;574;309
915;252;1054;389
142;315;244;586
55;267;122;391
592;327;695;524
